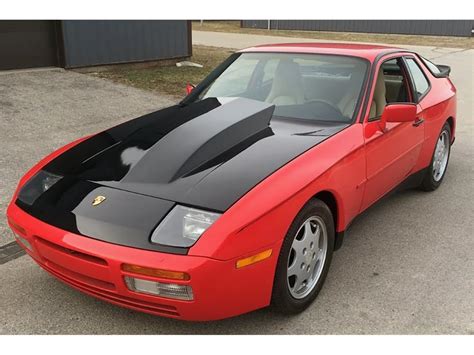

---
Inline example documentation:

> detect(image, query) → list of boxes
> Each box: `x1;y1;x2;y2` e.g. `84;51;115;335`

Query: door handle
413;118;424;127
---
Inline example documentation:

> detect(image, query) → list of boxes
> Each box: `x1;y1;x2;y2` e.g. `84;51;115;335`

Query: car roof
238;42;405;61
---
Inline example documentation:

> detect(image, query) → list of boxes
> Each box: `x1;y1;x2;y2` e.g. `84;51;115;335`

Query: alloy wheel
287;216;328;299
433;130;450;182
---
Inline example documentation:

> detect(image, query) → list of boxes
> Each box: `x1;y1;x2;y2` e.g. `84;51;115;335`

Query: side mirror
381;103;417;128
186;83;195;95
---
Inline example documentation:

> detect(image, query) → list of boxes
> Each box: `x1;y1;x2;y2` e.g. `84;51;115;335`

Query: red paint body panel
6;43;457;320
191;124;367;259
410;59;457;171
359;52;455;211
239;42;399;62
7;203;280;321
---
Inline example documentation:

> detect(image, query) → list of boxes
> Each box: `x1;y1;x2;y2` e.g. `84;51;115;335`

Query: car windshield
191;52;368;123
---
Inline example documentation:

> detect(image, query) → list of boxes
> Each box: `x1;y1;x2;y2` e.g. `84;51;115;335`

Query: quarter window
405;58;430;100
420;56;441;75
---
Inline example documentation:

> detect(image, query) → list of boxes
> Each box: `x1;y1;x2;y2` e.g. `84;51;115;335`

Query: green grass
90;46;234;99
193;21;473;49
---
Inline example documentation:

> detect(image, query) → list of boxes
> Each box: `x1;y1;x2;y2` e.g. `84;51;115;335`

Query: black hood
17;98;348;253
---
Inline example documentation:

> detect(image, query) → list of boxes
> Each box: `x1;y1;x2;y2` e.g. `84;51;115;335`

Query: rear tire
271;198;335;315
420;122;451;191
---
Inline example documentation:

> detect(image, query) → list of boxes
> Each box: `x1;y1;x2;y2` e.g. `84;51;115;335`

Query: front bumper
7;202;277;321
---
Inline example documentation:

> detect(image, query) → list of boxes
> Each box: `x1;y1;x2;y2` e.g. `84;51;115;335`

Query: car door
360;55;425;211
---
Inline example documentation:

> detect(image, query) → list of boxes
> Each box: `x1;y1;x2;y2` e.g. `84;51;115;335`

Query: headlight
17;170;62;205
151;205;221;247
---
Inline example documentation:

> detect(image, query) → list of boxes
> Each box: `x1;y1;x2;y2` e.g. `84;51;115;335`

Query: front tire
271;198;335;315
420;122;452;191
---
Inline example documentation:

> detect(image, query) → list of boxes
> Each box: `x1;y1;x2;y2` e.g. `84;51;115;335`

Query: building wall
242;20;474;37
0;21;59;70
61;20;191;68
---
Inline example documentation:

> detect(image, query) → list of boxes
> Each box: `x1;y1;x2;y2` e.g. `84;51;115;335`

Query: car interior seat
337;67;366;118
369;69;387;119
266;59;305;105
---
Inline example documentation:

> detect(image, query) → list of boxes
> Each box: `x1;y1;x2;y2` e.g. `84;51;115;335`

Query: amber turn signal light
236;249;273;269
122;264;190;281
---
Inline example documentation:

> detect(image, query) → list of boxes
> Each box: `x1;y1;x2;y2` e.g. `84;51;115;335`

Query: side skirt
334;167;428;251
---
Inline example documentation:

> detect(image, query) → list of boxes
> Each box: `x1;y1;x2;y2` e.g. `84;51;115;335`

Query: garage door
0;21;59;70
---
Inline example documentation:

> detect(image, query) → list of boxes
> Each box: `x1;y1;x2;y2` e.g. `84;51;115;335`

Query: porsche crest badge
92;195;106;206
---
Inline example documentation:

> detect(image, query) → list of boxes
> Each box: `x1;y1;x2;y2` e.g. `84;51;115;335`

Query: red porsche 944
7;43;456;320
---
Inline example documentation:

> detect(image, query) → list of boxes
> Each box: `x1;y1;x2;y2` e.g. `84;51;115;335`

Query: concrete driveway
0;35;472;334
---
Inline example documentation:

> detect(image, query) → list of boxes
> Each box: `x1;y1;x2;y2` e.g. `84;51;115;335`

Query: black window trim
402;55;432;104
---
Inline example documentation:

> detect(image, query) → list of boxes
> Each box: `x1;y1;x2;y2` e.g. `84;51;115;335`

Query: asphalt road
0;36;472;334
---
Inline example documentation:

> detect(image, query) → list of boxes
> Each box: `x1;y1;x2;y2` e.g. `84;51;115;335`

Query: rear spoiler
435;64;451;78
418;55;451;78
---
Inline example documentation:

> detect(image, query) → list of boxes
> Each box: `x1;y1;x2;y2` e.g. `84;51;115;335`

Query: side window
405;58;430;100
369;57;411;120
381;58;411;103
